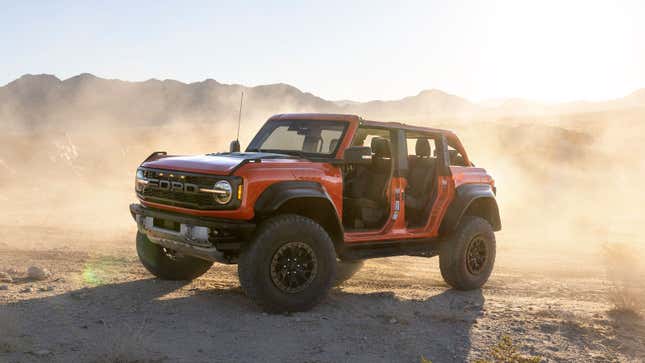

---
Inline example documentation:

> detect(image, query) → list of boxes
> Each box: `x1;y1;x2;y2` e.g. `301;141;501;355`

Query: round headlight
135;169;146;192
213;180;232;204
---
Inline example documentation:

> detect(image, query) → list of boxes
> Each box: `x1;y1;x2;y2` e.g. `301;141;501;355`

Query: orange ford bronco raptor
130;113;500;312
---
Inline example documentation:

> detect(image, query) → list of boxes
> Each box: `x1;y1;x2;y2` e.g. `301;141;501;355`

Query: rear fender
439;184;501;234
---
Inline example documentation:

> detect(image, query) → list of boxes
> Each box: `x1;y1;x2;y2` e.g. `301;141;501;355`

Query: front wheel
439;216;496;290
136;232;214;280
238;215;337;313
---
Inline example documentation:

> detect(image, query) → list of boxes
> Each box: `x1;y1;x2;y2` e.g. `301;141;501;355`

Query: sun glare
472;0;640;101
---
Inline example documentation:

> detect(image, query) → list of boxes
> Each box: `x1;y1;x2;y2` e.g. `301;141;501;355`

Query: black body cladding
255;181;338;216
254;181;344;244
439;184;501;234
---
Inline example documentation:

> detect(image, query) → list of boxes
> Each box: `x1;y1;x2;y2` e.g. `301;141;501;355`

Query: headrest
371;137;391;158
415;138;431;157
328;138;339;153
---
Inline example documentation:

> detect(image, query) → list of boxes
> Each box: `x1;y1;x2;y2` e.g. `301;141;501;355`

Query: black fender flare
254;181;336;215
254;181;343;241
439;183;501;235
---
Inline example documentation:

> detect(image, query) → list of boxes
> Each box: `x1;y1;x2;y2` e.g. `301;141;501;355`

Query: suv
130;113;501;312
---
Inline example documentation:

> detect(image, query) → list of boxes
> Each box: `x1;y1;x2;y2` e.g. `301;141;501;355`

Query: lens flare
81;257;126;286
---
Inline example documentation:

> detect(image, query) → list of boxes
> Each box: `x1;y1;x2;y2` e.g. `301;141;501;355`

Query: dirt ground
2;73;645;362
1;222;643;363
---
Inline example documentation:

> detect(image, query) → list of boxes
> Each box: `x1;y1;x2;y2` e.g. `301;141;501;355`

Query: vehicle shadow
1;278;484;363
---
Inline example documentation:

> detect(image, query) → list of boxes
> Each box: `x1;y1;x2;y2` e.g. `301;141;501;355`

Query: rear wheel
439;216;496;290
238;214;337;313
136;232;213;280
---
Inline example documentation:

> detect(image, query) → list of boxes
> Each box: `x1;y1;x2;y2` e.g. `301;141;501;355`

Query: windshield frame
246;119;350;159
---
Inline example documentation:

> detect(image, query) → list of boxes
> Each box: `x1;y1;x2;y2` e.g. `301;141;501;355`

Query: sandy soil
1;224;643;363
2;73;644;362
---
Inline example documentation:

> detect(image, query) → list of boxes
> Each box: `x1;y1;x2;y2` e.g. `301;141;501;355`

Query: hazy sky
1;0;643;102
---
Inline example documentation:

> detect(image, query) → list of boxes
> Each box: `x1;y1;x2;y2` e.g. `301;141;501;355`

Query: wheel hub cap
466;236;488;274
270;242;318;293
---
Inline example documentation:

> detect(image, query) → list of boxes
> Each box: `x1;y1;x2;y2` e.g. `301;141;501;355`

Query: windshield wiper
277;150;308;159
247;148;309;159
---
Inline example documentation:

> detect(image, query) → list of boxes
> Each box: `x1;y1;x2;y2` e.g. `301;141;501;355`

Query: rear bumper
129;203;255;263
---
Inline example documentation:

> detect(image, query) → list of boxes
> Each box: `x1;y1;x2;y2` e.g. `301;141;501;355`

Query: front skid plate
135;214;234;264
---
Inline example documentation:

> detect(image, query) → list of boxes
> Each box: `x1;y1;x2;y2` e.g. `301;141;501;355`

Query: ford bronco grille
137;168;240;210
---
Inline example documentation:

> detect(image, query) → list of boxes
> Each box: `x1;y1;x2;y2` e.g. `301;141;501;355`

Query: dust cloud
1;80;644;362
0;84;644;313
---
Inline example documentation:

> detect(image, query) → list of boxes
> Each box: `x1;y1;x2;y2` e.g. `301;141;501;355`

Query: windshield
246;120;348;156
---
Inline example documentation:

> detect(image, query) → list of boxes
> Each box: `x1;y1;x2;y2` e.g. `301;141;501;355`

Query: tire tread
238;214;336;313
439;216;496;290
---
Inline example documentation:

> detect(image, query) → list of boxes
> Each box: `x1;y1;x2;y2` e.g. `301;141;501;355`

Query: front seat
328;138;339;153
405;138;436;225
344;137;392;228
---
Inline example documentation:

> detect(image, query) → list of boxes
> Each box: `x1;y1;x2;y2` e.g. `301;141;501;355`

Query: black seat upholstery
365;137;391;203
344;137;392;228
405;138;436;225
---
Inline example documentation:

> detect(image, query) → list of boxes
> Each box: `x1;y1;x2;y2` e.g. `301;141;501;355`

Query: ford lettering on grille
147;179;199;194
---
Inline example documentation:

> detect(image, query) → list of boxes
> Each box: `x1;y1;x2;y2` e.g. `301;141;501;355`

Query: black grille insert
137;168;241;210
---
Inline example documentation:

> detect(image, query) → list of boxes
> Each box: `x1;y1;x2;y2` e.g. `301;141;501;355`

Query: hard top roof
268;113;455;135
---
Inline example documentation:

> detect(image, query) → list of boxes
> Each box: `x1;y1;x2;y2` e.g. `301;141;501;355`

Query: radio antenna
236;91;244;141
229;91;244;153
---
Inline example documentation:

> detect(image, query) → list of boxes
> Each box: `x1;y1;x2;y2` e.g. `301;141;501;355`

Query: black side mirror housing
448;149;467;166
343;146;372;165
229;140;241;153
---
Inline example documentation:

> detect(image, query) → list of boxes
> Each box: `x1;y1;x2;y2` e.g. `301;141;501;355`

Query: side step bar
339;238;441;261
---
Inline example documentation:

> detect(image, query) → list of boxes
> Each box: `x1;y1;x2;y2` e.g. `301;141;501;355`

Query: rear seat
405;138;436;224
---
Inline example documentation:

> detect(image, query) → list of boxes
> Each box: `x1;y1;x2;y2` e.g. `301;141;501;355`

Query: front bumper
129;204;255;263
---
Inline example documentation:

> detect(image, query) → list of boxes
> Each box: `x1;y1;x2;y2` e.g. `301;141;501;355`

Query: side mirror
343;146;372;165
229;140;241;153
448;149;467;166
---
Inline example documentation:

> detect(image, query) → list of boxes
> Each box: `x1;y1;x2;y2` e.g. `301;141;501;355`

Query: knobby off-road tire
439;216;496;290
136;232;214;281
238;214;337;313
335;260;364;286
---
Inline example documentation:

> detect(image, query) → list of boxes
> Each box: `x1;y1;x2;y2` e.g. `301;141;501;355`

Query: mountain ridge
1;73;643;132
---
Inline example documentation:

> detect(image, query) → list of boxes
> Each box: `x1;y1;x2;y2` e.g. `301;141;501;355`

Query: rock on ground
27;266;51;281
0;271;12;283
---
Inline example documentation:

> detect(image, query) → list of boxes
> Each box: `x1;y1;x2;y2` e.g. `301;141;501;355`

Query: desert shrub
602;243;644;314
474;335;541;363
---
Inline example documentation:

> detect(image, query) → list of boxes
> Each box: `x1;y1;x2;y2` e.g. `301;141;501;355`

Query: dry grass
420;336;542;363
473;335;542;363
602;243;645;315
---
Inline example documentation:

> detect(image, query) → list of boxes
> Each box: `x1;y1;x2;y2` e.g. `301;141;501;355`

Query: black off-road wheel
335;260;364;286
136;232;214;281
439;216;496;290
238;214;337;313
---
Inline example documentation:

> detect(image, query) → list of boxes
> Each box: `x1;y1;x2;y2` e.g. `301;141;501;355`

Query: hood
140;152;292;175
